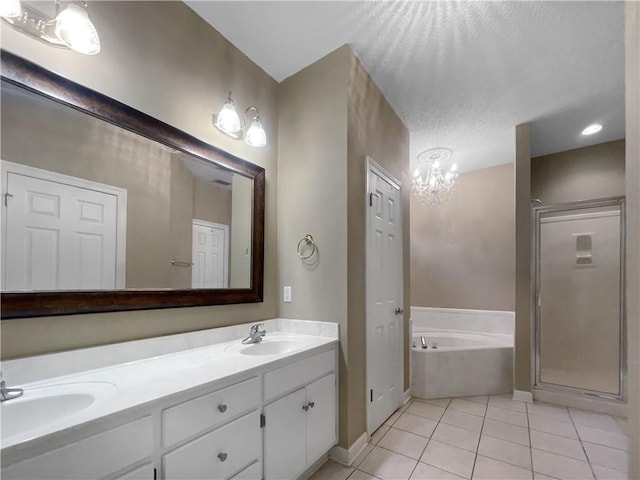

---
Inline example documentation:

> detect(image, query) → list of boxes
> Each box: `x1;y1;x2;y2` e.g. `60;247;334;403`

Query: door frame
1;160;127;289
191;219;229;288
365;155;404;434
532;196;626;401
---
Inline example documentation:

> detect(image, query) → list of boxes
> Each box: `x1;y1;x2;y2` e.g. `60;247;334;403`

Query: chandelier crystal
412;147;458;206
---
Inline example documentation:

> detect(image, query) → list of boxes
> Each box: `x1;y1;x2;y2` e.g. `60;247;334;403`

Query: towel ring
297;234;316;260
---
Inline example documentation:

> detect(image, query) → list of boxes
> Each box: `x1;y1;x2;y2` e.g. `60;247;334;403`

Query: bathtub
411;329;513;399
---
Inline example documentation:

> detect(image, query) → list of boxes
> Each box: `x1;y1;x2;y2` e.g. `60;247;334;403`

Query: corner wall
0;1;278;359
624;1;639;476
277;45;409;449
514;124;532;393
411;163;515;311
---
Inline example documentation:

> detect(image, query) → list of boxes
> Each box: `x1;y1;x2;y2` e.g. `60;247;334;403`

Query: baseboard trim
329;432;368;466
513;390;533;403
402;388;412;406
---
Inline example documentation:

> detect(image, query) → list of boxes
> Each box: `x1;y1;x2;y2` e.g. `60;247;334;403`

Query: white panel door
4;172;119;290
366;164;403;434
191;220;228;288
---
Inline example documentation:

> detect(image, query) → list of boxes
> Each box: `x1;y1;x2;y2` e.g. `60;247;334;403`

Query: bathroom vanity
0;319;338;480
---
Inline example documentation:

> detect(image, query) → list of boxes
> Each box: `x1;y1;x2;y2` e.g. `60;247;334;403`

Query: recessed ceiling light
581;124;603;135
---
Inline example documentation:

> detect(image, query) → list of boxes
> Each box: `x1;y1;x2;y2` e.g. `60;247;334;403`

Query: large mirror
0;51;265;318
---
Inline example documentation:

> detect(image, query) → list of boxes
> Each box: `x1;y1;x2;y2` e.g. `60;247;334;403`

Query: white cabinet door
306;373;336;464
263;388;307;480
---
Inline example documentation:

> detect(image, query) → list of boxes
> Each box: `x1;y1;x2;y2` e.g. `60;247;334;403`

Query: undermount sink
226;336;308;356
1;382;117;441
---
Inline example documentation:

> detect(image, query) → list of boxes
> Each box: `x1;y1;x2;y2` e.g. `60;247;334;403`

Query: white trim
512;390;533;403
365;155;404;435
329;431;368;466
1;160;127;289
411;306;515;318
540;210;620;224
402;388;412;406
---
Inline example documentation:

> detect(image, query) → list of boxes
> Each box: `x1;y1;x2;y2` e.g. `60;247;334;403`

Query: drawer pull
218;404;228;413
218;452;228;462
302;403;310;412
308;401;315;409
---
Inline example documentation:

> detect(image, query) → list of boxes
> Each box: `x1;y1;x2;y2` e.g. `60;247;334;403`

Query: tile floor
309;395;630;480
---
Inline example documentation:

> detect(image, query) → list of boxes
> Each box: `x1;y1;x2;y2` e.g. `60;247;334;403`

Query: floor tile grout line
568;407;599;479
526;401;535;479
469;400;488;479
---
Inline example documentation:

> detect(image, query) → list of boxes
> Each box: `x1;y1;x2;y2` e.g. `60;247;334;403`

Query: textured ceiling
185;1;625;172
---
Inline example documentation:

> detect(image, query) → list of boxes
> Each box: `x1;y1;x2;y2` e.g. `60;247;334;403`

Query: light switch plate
283;286;292;303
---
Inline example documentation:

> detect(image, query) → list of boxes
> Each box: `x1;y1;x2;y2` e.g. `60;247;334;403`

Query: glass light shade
55;4;100;55
216;98;242;135
0;0;22;18
245;115;267;147
581;123;603;135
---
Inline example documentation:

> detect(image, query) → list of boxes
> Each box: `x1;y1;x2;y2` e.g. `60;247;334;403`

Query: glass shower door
535;199;624;398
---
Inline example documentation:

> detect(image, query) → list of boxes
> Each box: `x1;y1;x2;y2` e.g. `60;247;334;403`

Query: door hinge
260;413;266;428
369;192;380;207
370;389;373;402
4;193;13;207
153;467;157;480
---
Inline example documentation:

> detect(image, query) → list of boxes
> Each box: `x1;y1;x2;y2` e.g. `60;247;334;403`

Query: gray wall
532;140;625;203
411;163;515;311
1;1;278;359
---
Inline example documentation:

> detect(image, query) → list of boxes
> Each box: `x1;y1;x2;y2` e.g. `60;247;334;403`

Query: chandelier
411;147;458;206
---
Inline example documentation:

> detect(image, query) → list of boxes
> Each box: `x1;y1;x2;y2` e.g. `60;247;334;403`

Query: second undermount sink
226;335;310;356
1;382;117;442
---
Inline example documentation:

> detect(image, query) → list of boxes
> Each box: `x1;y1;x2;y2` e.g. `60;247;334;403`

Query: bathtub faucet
242;323;266;344
420;336;428;349
0;373;23;402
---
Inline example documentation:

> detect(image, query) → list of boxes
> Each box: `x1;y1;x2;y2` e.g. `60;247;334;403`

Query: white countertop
0;319;338;452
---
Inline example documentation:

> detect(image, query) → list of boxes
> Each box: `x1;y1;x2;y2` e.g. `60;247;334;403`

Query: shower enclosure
533;197;626;401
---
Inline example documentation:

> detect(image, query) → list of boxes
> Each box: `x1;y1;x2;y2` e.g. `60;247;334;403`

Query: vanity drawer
2;416;152;480
162;376;260;447
163;410;261;480
264;349;335;402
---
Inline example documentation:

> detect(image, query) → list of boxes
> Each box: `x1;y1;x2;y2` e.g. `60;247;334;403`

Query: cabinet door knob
302;403;310;411
308;401;315;408
218;452;228;462
218;404;228;413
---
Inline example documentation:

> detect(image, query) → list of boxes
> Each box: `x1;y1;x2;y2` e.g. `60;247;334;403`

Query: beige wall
532;140;626;204
411;163;515;311
193;178;232;227
277;45;409;449
625;2;639;476
277;47;350;444
346;51;410;446
0;1;278;359
514;124;532;393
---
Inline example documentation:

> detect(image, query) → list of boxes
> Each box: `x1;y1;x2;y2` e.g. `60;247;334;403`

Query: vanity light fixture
214;92;267;147
581;123;603;136
1;0;101;55
0;0;22;19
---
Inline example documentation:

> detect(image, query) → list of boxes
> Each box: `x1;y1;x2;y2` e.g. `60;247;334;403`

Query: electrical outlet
283;286;292;303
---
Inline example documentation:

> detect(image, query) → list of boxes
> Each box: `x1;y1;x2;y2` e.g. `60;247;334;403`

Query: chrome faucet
242;323;266;344
0;373;23;402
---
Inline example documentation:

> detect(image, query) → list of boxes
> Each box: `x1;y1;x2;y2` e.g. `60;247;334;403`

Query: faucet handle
250;323;264;334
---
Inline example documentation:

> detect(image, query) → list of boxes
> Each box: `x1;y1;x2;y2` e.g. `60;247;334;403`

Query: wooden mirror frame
0;51;265;319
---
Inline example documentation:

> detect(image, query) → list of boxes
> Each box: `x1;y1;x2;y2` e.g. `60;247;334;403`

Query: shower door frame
532;196;627;401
